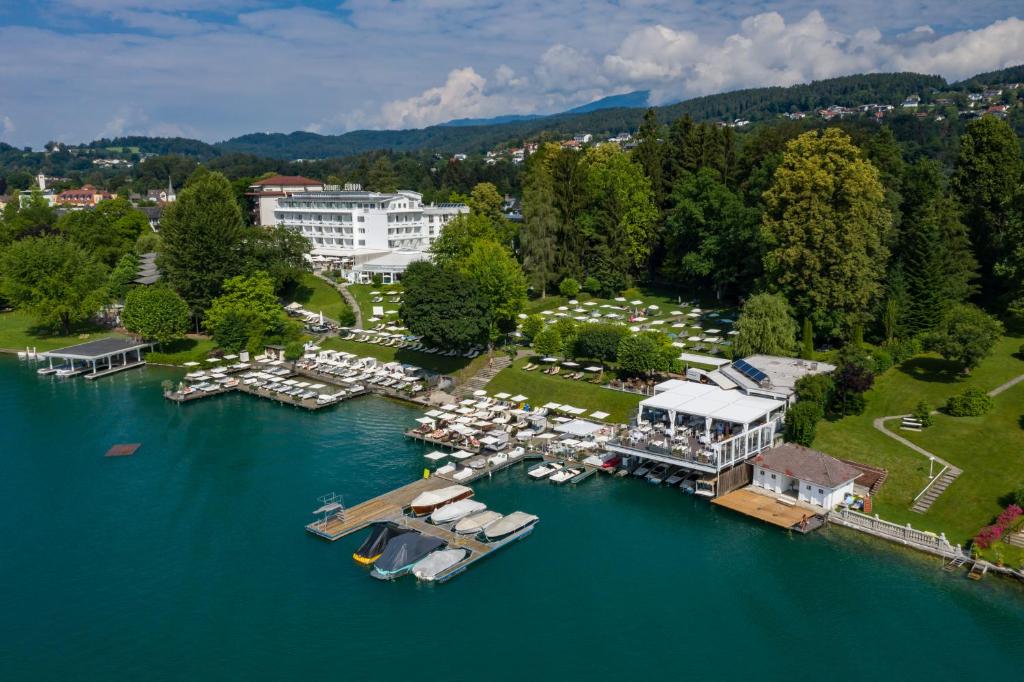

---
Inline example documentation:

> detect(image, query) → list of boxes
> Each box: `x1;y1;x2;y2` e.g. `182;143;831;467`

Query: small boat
647;463;670;485
679;473;698;494
412;548;468;581
633;462;652;477
549;468;581;484
665;468;687;486
506;446;525;461
452;468;473;481
466;456;487;470
408;484;473;516
430;499;487;525
352;523;414;565
371;533;446;580
528;462;562;480
483;511;539;542
487;452;508;467
454;510;503;535
435;463;456;476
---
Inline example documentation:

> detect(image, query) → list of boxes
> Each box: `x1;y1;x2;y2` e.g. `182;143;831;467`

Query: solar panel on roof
733;359;768;384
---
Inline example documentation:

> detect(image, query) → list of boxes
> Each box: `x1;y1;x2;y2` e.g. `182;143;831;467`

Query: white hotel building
248;176;468;283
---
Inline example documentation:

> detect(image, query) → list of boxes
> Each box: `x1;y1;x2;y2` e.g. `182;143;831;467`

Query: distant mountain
72;68;1014;162
563;90;651;115
441;114;546;127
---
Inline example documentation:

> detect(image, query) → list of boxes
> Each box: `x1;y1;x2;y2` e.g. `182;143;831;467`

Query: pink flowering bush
973;504;1024;549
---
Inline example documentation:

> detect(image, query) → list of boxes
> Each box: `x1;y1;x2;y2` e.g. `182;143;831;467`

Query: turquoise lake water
1;357;1021;680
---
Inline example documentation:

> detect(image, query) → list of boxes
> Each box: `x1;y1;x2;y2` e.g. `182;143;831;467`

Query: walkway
988;373;1024;398
313;271;363;329
873;415;961;514
453;354;511;398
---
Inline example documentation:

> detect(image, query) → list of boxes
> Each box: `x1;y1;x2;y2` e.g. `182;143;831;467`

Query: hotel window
818;488;824;494
806;485;811;490
770;473;776;479
358;216;365;222
358;240;365;246
759;470;764;476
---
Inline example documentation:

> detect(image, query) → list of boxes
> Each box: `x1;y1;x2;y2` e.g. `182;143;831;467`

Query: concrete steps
911;467;962;514
454;355;511;398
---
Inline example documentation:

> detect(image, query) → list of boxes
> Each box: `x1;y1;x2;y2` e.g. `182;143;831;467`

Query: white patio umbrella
319;311;324;325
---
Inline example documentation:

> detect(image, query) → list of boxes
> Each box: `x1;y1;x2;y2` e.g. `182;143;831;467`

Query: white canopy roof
640;381;781;425
554;419;605;436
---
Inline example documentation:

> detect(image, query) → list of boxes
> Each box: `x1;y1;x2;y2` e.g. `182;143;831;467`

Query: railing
609;418;781;471
912;464;949;504
828;507;963;558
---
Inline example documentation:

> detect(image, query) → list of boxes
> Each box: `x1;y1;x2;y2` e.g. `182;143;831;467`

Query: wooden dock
713;487;824;533
305;478;452;541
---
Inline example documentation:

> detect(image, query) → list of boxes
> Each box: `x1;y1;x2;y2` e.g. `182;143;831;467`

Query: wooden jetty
305;477;538;583
713;487;824;534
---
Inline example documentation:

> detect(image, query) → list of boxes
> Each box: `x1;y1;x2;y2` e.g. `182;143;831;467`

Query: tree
946;388;994;417
632;108;665;207
57;198;148;266
108;253;139;301
399;261;491;351
573;323;628;363
468;182;506;224
830;346;875;417
520;314;544;341
733;293;797;358
532;326;562;357
925;303;1004;374
0;236;108;335
800;317;814;360
952;117;1023;302
240;225;310;292
794;373;833;413
204;272;281;352
366;156;398;192
520;155;559;296
552;317;579;357
458;239;527;340
617;332;676;376
0;190;58;244
158;171;245;317
784;401;822;447
559;277;580;298
430;212;504;266
762;129;891;338
662;168;760;298
122;285;190;346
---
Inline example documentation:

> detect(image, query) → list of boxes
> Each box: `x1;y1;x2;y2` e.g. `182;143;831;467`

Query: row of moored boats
631;461;699;492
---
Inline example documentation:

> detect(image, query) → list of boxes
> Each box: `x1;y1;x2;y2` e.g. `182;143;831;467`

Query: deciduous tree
733;292;797;357
122;285;190;346
925;303;1004;374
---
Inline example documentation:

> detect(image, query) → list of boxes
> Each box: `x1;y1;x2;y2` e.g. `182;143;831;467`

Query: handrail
912;464;949;503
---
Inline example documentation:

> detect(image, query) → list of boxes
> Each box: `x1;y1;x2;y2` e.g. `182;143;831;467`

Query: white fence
828;507;963;559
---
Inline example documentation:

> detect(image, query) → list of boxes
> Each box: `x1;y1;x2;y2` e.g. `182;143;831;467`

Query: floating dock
305;478;537;583
712;487;824;533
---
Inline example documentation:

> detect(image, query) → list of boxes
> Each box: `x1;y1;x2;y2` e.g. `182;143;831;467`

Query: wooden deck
305;477;454;540
713;487;822;531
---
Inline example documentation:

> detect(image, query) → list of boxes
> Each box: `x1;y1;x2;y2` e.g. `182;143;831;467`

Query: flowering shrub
973;505;1024;549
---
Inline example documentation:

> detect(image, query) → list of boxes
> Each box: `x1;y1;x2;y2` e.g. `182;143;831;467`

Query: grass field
348;283;403;325
814;330;1024;546
283;273;352;323
486;356;643;423
146;337;218;366
318;336;485;377
0;310;121;352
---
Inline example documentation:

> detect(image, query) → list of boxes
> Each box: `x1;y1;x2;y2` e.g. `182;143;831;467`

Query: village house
752;443;861;509
55;184;115;207
246;174;324;226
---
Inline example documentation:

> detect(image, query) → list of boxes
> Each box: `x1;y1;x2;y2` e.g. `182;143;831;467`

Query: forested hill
953;64;1024;89
214;72;949;159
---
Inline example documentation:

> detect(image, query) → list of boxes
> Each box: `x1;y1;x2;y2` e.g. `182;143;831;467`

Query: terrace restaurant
607;380;787;474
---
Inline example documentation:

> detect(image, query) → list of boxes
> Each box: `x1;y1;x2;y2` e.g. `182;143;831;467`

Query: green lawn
318;336;480;376
486;356;643;423
814;330;1024;546
0;310;121;352
348;283;403;325
283;273;352;323
146;336;218;366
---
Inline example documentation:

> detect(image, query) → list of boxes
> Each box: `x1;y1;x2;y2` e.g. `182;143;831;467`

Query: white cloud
2;116;15;139
380;67;528;128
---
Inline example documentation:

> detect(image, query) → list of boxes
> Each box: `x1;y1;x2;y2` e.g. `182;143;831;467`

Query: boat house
752;444;860;509
41;338;152;379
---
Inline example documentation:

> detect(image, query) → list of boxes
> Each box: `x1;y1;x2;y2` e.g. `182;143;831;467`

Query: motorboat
647;463;671;485
452;468;473;481
679;473;698;494
408;484;473;516
352;523;414;565
665;468;687;486
506;447;526;461
371;533;446;580
527;461;562;480
632;462;652;477
550;468;581;484
466;456;487;470
483;511;539;542
487;452;508;468
430;499;487;525
435;463;456;476
454;510;503;535
412;548;468;581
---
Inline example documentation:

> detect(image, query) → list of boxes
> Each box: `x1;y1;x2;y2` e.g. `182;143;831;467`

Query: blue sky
0;1;1021;148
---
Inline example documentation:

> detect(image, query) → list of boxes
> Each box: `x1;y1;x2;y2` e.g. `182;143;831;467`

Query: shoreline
6;349;1022;586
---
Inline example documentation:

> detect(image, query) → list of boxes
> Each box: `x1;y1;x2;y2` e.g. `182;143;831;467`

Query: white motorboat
665;468;687;486
487;452;508;467
647;463;671;485
483;511;539;541
435;463;456;476
466;456;487;470
528;462;562;480
550;468;581;484
454;510;503;535
452;468;473;481
632;462;652;477
412;548;468;581
409;484;473;515
506;447;526;461
430;499;487;525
